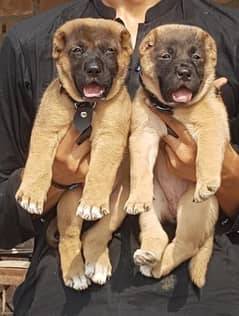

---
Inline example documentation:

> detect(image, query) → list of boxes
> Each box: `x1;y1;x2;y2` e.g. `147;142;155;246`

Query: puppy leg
16;81;73;215
125;94;167;215
58;187;90;291
189;234;214;288
82;160;130;285
77;133;127;220
16;128;65;215
77;92;131;221
193;120;228;202
152;185;218;279
135;180;169;277
125;130;160;215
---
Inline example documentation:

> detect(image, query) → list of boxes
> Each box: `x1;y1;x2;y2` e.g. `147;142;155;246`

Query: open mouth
83;83;105;99
171;87;193;104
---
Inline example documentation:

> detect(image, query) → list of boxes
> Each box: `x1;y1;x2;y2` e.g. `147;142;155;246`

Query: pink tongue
172;88;192;103
83;83;104;98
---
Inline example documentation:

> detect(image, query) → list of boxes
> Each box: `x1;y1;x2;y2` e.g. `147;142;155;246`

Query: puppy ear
52;30;66;59
120;29;133;55
203;31;217;66
139;31;155;55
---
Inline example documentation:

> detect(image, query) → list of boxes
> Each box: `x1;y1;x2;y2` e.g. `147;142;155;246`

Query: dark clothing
0;0;239;315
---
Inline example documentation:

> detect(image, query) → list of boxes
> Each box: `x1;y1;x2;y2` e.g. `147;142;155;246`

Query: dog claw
125;201;151;215
16;188;46;215
76;201;109;221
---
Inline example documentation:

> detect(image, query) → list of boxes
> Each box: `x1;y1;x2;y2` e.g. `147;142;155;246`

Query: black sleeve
0;33;44;249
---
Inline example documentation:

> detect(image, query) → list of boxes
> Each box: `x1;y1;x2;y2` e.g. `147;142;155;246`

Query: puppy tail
189;235;214;288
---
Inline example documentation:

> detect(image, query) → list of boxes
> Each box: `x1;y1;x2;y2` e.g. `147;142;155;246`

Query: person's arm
0;33;44;249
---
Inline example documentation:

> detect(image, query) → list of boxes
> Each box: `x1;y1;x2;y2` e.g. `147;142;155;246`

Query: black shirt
0;1;239;315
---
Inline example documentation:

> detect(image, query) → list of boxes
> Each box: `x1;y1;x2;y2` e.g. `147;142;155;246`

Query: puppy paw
193;179;220;203
64;274;91;291
76;199;109;220
124;196;152;215
134;249;158;266
139;265;153;277
189;263;206;288
85;251;112;285
15;187;46;215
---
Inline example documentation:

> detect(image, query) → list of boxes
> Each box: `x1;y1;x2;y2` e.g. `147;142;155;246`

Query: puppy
125;24;230;287
16;18;132;289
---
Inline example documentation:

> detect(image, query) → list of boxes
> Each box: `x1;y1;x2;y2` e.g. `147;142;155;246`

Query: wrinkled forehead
155;29;205;52
65;25;120;48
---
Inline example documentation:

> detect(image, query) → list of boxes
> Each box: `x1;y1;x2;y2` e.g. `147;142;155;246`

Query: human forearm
216;143;239;218
0;169;45;249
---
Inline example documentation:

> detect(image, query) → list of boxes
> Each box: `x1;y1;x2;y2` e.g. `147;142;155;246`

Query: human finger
214;77;227;90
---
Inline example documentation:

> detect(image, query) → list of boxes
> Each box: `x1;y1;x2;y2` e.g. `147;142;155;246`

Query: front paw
124;195;152;215
193;178;220;203
76;198;110;220
15;187;47;215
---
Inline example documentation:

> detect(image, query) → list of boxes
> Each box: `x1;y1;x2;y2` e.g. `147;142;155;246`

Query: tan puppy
124;24;230;287
16;18;132;289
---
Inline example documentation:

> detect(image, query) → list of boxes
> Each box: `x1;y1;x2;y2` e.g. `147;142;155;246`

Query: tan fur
46;24;229;290
15;18;132;290
124;25;230;287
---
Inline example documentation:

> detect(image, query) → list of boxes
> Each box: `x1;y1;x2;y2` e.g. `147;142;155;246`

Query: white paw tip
139;265;152;277
76;205;91;220
91;207;103;220
65;275;90;291
92;273;107;285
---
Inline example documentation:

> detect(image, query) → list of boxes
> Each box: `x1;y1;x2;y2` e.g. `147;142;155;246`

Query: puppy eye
192;53;201;60
105;47;117;55
159;53;171;60
71;46;84;54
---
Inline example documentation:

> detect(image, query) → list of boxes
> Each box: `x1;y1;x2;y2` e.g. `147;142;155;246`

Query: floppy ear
120;29;133;55
203;32;217;67
52;30;66;59
139;31;155;56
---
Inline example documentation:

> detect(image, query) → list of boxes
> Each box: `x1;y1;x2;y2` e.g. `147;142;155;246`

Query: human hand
52;125;90;186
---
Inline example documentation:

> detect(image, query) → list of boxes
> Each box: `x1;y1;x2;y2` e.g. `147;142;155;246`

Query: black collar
59;80;95;144
139;75;173;115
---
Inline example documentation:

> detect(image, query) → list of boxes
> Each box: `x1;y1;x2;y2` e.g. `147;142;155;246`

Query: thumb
214;77;227;90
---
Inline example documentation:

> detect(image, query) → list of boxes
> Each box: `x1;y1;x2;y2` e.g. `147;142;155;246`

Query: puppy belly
155;154;188;221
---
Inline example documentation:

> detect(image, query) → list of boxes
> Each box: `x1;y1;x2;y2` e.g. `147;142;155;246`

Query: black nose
176;66;192;81
85;60;102;76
